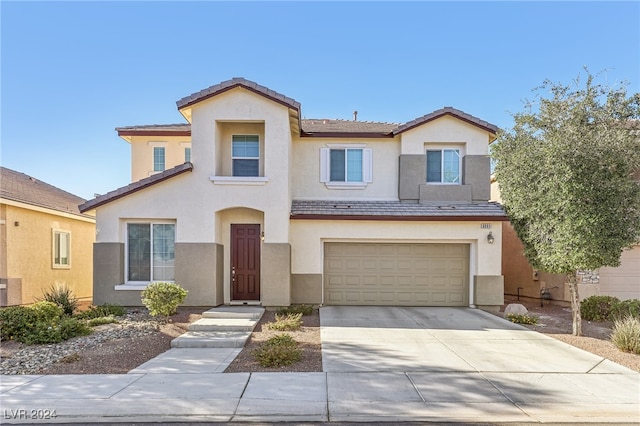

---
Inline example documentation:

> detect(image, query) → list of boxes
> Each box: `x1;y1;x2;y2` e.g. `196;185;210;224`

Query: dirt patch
225;310;322;373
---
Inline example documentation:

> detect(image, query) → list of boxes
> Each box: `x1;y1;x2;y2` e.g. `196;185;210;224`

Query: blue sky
2;1;639;200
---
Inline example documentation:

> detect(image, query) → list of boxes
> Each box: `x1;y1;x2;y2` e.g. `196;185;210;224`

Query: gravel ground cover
1;302;638;374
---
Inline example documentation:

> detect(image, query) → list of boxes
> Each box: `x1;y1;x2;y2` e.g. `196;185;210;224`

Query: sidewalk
2;306;639;424
2;357;638;423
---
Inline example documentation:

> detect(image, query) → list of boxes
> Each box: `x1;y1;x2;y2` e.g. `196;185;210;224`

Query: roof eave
290;214;509;221
79;162;193;212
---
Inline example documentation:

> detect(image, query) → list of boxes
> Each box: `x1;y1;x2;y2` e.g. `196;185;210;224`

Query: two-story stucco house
80;78;508;311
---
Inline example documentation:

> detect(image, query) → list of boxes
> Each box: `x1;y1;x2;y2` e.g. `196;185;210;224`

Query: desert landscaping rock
503;303;528;316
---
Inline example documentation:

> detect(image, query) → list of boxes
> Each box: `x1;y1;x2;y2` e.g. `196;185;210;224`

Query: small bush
505;313;539;324
611;299;640;321
0;302;91;345
580;295;620;321
141;282;188;317
20;316;91;345
77;304;126;320
253;334;301;367
0;306;38;341
276;304;314;316
30;301;64;323
40;284;79;316
265;312;303;331
86;316;118;327
610;316;640;354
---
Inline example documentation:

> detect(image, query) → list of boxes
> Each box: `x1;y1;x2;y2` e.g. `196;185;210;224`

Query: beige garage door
324;243;469;306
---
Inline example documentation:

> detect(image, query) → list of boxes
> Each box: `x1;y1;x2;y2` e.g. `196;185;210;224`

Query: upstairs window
153;147;165;172
127;223;175;282
427;149;460;183
320;146;372;187
52;230;70;268
232;135;259;177
184;147;191;163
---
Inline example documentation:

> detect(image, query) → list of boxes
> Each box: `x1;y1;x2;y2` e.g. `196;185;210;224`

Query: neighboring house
0;167;95;306
80;77;508;310
491;179;640;303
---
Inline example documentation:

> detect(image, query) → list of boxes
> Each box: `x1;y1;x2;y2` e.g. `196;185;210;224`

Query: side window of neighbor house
426;149;460;183
320;146;373;186
184;147;191;163
52;230;70;268
153;147;165;172
127;223;175;282
232;135;259;177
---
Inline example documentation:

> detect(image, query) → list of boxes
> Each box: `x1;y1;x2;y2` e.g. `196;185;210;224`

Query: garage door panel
324;243;469;306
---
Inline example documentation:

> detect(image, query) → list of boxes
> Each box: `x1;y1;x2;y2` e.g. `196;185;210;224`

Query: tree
492;71;640;336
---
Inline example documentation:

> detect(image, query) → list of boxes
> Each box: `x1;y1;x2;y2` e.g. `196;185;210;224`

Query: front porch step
188;318;257;332
201;306;264;320
171;331;251;348
170;306;265;349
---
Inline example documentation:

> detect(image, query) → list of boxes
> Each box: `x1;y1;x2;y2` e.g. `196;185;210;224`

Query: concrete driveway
320;306;639;422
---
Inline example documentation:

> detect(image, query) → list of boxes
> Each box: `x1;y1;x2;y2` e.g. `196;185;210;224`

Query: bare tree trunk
568;272;582;336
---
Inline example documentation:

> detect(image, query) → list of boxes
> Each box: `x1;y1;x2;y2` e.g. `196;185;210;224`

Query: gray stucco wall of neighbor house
474;275;504;312
399;155;427;201
463;155;491;201
175;243;223;307
261;243;291;307
291;274;322;304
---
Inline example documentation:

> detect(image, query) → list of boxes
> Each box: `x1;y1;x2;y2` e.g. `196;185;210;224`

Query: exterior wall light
260;231;265;241
487;231;495;244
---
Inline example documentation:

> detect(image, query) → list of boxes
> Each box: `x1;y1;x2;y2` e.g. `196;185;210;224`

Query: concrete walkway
1;306;638;424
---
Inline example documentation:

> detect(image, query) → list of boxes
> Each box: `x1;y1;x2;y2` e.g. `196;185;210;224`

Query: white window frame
52;229;71;269
123;221;176;287
320;144;372;189
426;148;461;184
180;142;192;163
231;135;260;177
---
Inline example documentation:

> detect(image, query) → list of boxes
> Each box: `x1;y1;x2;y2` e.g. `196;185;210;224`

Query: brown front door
231;224;261;301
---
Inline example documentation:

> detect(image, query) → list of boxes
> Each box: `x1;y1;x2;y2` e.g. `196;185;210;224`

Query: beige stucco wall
291;137;400;200
599;246;640;300
129;135;191;182
289;219;502;306
399;116;490;156
2;202;94;305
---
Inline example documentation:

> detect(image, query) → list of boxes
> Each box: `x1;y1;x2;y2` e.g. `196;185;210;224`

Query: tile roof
300;119;398;135
116;124;191;136
290;200;508;220
176;77;301;112
0;167;92;218
114;108;497;138
393;107;498;135
79;162;193;213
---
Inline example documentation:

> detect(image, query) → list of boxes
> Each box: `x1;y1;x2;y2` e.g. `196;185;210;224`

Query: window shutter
363;148;373;183
320;148;330;182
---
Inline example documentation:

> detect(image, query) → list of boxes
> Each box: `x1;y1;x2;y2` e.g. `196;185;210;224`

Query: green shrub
505;313;539;324
276;304;314;316
40;284;79;316
611;299;640;321
86;316;118;327
0;302;91;345
30;301;64;322
265;312;303;331
610;316;640;354
141;282;188;317
253;334;301;367
20;317;91;345
77;304;126;319
580;295;620;321
0;306;38;341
